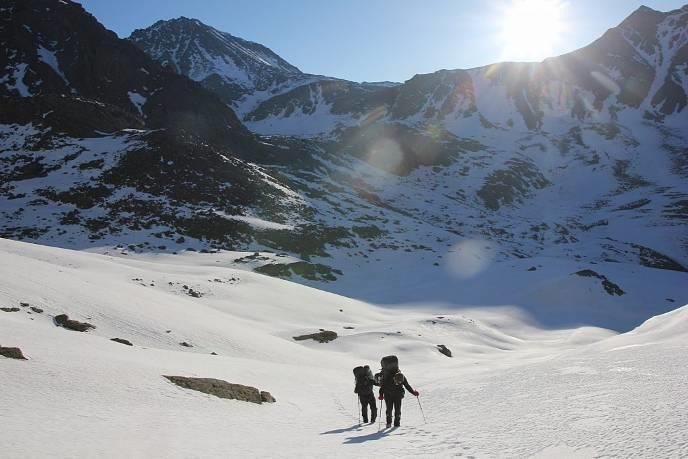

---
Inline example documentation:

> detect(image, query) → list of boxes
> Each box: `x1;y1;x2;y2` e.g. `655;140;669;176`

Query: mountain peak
634;5;659;14
129;18;302;106
148;16;209;31
619;4;666;29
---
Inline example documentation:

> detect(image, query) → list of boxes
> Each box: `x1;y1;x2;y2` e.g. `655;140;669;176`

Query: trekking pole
416;395;427;424
357;397;361;425
378;398;383;431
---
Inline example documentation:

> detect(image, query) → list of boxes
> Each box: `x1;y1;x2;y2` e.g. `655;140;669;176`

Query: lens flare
590;71;621;94
366;138;404;174
445;239;496;279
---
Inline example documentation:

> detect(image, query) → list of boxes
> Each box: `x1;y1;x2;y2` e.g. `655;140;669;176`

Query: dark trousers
359;393;377;422
385;396;402;426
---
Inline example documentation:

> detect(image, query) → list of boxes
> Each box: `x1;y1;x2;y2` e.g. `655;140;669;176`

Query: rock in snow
54;314;95;332
436;344;452;357
0;346;27;360
293;330;338;343
164;376;276;404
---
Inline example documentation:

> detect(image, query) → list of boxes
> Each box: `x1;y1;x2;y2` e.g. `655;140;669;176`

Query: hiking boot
394;421;400;427
362;418;368;423
386;423;391;428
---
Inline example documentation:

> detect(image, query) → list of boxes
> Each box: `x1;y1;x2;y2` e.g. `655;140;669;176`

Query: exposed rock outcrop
54;314;95;332
164;376;276;404
0;346;27;360
575;270;625;296
293;330;338;343
437;344;452;358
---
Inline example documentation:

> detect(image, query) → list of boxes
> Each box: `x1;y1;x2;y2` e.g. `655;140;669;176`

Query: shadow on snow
342;427;400;444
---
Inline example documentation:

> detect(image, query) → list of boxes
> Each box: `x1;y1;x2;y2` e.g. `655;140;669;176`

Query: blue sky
80;0;687;83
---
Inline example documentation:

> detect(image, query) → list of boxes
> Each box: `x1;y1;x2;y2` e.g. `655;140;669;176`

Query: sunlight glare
499;0;568;62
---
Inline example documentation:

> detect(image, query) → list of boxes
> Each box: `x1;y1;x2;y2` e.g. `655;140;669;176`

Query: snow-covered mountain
0;0;267;151
240;5;688;137
0;0;310;259
1;1;687;332
128;18;402;119
128;17;311;112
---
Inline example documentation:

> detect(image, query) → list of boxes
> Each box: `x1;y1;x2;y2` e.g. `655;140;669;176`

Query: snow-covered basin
1;238;686;458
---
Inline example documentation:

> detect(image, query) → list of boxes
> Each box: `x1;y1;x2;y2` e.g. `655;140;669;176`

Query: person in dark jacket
354;365;377;423
378;371;418;427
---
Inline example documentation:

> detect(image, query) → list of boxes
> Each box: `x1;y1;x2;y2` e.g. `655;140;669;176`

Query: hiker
353;365;377;423
377;355;418;428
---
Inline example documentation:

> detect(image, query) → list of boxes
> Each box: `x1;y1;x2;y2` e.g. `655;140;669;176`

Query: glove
378;393;384;400
413;390;419;397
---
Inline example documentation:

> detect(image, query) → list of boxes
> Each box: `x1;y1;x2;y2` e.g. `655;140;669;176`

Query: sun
499;0;568;62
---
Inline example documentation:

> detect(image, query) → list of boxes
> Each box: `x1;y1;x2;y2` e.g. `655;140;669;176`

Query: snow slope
1;238;686;458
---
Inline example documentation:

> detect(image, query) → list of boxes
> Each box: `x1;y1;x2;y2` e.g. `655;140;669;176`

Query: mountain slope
239;5;688;137
0;0;254;148
0;0;323;277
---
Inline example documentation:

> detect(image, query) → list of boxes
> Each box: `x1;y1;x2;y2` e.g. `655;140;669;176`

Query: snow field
1;238;687;457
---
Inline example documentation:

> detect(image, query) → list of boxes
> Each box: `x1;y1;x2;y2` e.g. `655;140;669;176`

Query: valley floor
1;238;686;458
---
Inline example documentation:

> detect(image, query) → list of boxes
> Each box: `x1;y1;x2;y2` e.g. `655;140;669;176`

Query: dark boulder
293;330;338;343
111;338;133;346
54;314;95;332
30;307;44;314
186;289;202;298
1;307;20;312
0;346;27;360
164;376;276;404
437;344;452;357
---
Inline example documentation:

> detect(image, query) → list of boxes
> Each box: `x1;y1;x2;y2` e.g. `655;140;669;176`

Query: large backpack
379;355;403;387
353;365;373;391
381;355;399;373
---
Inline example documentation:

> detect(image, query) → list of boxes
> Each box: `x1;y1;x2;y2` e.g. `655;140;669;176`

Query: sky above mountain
77;0;687;83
